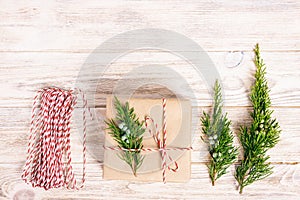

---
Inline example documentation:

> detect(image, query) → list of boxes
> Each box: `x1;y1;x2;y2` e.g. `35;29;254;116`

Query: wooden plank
0;0;299;52
0;107;299;164
0;0;299;199
0;163;299;199
0;51;300;108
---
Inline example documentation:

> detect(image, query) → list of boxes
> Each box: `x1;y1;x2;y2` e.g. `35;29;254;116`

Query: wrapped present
103;97;192;182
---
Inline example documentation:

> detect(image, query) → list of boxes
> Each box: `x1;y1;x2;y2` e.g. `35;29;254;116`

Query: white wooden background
1;0;300;199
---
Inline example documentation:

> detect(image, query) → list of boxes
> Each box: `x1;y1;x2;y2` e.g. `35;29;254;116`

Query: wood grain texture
1;51;300;107
1;163;300;200
0;0;299;52
0;0;299;199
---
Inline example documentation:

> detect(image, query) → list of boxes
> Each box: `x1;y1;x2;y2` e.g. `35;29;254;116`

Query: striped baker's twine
145;98;193;183
104;98;192;183
21;87;92;190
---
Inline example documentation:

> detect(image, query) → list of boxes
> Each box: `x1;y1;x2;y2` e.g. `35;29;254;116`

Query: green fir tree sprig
201;80;238;186
235;44;281;194
105;97;145;176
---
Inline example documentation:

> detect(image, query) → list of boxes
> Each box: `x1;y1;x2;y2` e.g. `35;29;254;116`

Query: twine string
145;98;179;184
22;87;92;190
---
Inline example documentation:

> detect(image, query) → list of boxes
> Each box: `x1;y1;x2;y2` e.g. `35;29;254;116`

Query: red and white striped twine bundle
22;87;92;190
104;98;193;183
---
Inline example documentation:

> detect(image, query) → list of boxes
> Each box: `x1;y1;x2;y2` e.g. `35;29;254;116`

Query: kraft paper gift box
103;97;192;182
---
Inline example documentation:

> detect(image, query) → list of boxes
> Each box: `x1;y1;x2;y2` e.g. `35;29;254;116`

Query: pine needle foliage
201;80;238;186
235;44;281;194
105;97;145;176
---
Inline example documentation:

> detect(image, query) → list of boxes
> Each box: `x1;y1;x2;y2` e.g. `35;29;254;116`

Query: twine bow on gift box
145;98;192;184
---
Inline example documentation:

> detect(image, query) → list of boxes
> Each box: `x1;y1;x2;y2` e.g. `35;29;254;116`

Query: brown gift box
103;97;192;182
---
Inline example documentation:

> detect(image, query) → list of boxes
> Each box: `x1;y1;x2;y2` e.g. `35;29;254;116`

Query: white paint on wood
0;0;299;199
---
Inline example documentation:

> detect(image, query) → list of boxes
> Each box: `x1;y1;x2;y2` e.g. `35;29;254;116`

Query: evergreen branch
235;44;281;194
105;97;145;176
201;80;238;186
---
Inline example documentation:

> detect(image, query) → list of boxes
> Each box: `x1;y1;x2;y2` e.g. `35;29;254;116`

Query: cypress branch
105;97;145;176
201;80;238;186
235;44;281;194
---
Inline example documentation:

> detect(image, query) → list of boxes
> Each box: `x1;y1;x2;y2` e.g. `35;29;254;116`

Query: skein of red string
21;87;92;190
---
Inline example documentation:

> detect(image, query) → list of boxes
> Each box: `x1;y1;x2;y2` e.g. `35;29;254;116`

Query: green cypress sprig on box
105;97;145;176
201;80;238;186
235;44;281;194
